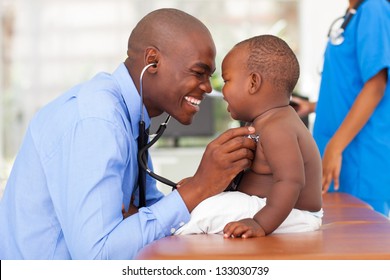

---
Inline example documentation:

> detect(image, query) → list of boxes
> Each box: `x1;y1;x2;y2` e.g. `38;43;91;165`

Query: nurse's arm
322;68;388;192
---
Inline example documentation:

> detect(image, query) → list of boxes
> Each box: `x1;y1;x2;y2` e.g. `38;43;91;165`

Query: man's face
148;31;216;125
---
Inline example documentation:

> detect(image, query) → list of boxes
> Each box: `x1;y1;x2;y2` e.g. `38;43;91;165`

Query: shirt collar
112;63;151;139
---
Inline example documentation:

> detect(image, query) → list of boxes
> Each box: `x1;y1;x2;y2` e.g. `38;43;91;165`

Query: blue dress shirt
0;63;190;259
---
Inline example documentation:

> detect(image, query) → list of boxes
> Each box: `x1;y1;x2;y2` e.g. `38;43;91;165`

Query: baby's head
221;35;299;122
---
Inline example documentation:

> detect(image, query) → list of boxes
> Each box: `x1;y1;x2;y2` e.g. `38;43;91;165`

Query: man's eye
192;70;205;77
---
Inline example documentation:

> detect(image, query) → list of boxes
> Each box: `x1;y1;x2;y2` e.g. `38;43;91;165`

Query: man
0;8;256;259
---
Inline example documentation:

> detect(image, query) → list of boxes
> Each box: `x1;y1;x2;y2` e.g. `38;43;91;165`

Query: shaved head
127;8;212;62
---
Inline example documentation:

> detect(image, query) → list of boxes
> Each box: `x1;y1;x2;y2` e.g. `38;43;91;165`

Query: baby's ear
248;72;261;94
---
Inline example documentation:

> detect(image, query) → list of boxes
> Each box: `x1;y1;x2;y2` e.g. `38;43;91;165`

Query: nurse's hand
322;140;343;193
177;126;256;212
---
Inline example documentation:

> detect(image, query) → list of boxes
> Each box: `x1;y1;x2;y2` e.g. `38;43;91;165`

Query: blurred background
0;0;347;196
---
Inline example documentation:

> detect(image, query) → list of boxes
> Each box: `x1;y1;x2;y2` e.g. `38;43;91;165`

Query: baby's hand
223;218;266;238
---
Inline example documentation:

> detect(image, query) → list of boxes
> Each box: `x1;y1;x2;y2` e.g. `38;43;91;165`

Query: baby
176;35;323;238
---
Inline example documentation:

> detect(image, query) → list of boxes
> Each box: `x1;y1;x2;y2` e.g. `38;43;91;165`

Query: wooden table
136;192;390;260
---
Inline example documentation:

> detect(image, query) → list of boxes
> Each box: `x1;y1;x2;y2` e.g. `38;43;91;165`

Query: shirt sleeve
46;118;190;259
105;190;190;259
357;0;390;82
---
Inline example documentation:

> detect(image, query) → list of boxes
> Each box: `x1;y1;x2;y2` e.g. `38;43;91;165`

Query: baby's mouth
184;96;201;107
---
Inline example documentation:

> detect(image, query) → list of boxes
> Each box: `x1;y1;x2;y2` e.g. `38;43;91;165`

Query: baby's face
221;47;252;121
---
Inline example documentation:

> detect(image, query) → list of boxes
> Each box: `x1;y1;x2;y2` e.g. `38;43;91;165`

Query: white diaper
175;191;323;235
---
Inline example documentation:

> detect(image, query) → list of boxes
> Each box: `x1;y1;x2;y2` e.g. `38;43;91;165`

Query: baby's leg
175;191;265;235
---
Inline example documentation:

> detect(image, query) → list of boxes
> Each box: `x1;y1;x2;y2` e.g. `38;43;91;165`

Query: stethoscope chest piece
328;18;345;46
327;0;365;46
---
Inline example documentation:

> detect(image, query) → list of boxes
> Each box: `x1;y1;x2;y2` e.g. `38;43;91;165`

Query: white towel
175;191;323;235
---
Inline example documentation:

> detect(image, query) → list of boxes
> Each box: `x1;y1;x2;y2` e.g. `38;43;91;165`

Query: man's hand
122;205;138;219
122;196;139;219
196;126;257;195
177;126;256;212
223;218;266;238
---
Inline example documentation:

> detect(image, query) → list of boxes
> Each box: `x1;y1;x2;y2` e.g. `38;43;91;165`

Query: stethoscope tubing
137;63;177;204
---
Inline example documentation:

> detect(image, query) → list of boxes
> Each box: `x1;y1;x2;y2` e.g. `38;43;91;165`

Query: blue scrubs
313;0;390;215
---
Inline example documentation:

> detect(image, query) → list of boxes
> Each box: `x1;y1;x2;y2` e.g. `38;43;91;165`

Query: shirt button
170;228;176;234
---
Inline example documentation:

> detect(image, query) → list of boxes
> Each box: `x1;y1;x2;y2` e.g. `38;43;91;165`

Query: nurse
293;0;390;216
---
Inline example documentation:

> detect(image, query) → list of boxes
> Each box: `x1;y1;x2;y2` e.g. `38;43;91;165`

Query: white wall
0;0;350;197
298;0;348;100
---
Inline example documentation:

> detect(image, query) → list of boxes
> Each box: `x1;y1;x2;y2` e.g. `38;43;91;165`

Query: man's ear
144;47;159;72
248;72;261;94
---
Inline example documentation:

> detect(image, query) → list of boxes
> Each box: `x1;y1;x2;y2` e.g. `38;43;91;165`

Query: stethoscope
137;63;177;208
327;0;364;45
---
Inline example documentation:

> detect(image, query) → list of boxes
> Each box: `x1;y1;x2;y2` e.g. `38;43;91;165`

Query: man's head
221;35;299;122
125;8;216;125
